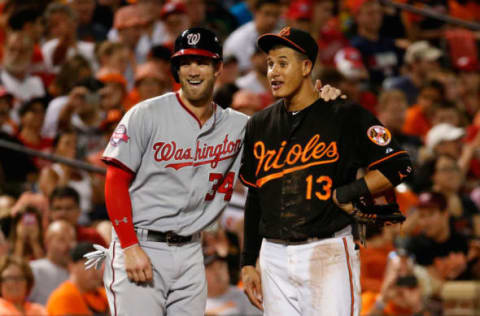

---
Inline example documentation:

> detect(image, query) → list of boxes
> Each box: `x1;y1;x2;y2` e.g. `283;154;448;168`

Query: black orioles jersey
239;98;410;242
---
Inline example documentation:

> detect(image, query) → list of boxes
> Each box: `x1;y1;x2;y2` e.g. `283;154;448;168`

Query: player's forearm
241;187;263;267
336;154;412;204
105;165;139;248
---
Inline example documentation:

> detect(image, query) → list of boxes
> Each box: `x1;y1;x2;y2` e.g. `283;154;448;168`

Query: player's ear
302;59;312;77
214;61;223;79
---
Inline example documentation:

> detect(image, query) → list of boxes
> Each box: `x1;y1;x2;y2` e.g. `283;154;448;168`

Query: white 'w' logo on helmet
187;33;201;45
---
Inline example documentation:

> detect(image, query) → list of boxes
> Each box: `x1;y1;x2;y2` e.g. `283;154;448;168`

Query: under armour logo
187;33;201;45
114;217;128;226
386;147;393;154
279;27;291;37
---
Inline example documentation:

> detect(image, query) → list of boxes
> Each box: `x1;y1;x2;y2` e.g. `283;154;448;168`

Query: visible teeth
188;80;202;84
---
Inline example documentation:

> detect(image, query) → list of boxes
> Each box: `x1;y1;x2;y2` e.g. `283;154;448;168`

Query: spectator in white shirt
42;3;97;74
223;0;282;73
1;31;45;122
29;220;76;305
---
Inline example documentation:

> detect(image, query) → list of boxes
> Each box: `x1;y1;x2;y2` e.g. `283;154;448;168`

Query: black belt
266;232;335;246
144;230;194;244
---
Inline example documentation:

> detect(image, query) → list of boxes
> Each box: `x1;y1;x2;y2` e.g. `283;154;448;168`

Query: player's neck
179;90;214;126
284;80;317;112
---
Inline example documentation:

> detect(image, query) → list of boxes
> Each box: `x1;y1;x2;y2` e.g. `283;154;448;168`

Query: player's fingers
128;270;140;283
136;269;147;283
144;264;153;282
244;286;263;311
127;270;134;282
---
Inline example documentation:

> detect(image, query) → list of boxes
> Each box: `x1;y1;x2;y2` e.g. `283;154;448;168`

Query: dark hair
8;8;41;30
420;80;445;99
55;55;92;95
52;127;76;149
317;68;345;87
73;77;105;92
49;186;80;207
0;255;35;296
18;97;47;118
149;45;172;62
255;0;281;10
412;154;456;193
213;83;239;109
70;242;95;263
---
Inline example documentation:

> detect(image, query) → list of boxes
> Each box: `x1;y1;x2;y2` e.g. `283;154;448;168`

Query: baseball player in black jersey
239;27;413;316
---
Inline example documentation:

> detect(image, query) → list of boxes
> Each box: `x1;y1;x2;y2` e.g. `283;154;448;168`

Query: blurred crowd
0;0;479;315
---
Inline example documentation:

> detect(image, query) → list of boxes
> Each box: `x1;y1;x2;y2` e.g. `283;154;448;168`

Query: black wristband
335;178;369;204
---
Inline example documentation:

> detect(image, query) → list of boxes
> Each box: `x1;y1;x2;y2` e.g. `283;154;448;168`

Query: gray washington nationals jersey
103;92;248;235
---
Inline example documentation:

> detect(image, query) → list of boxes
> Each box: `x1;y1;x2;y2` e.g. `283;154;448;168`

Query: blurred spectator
0;255;47;315
362;251;424;316
95;41;130;79
184;0;208;28
236;47;269;95
384;41;442;105
454;56;480;118
98;72;128;112
314;0;348;67
285;0;312;33
350;0;403;88
0;87;15;135
377;90;422;165
9;206;44;260
57;78;105;159
42;3;96;74
158;1;190;49
46;242;108;316
229;0;255;26
39;130;97;224
402;80;444;138
430;101;464;128
29;220;76;305
16;98;52;168
204;253;261;316
109;5;149;87
69;0;108;42
42;55;93;140
1;31;45;119
402;0;448;42
134;62;171;103
407;191;470;269
224;0;282;73
48;186;106;247
7;8;49;88
216;55;239;90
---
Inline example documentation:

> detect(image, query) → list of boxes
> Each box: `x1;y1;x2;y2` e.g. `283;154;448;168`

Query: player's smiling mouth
187;79;203;86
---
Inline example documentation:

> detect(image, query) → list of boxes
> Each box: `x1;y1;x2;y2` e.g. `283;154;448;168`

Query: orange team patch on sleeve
367;125;391;146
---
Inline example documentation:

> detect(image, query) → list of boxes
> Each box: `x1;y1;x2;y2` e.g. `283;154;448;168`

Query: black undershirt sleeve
241;187;263;267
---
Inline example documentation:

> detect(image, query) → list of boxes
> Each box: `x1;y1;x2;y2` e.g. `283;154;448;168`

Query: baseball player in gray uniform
100;28;248;316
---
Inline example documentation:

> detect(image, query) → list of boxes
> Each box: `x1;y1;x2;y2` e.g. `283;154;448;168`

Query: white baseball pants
259;231;361;316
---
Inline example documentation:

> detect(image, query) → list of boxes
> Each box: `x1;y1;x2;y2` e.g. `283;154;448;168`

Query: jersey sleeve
352;105;409;170
239;119;258;188
102;105;149;173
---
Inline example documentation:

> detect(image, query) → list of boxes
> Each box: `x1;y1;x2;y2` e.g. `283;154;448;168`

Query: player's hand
315;80;347;101
123;244;153;283
332;189;355;215
241;265;263;311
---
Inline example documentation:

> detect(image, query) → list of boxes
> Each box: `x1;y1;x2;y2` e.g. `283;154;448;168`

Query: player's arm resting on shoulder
241;187;263;311
334;153;413;210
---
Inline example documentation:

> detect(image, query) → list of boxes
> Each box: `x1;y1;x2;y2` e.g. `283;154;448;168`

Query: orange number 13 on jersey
306;175;332;200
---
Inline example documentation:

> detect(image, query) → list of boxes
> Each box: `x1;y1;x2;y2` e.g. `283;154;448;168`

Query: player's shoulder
219;106;250;124
131;92;177;112
249;98;283;123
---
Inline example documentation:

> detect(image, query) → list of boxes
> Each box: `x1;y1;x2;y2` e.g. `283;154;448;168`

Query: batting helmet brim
171;48;221;60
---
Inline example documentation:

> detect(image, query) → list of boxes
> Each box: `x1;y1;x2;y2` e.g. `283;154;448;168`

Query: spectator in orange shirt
402;80;444;138
0;255;47;316
46;242;108;316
